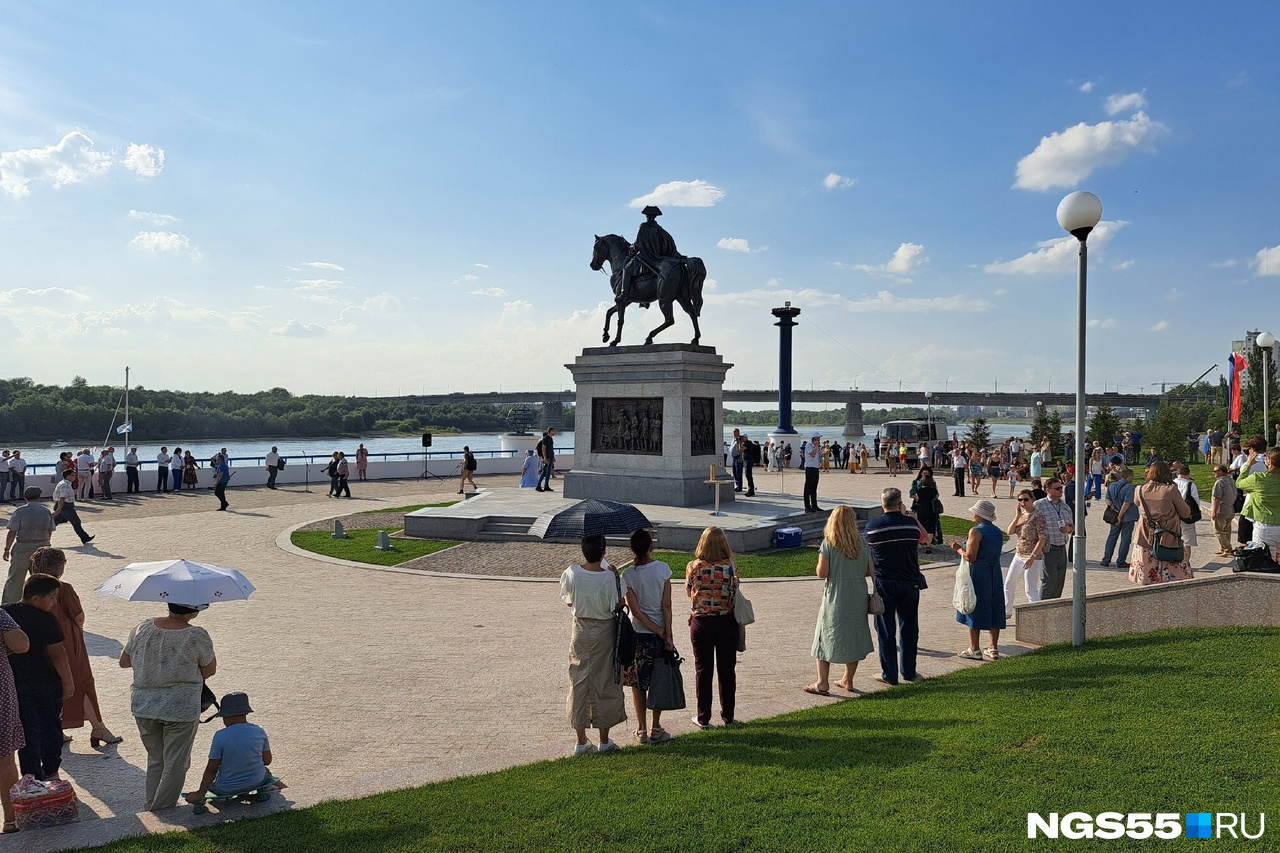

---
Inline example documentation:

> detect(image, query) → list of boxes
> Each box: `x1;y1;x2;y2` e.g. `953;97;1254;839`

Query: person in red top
685;526;739;730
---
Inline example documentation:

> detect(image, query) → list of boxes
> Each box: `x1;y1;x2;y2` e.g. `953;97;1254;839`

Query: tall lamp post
925;390;933;433
1259;332;1276;448
1057;191;1103;647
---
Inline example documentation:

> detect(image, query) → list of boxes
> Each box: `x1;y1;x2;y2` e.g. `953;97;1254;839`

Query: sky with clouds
0;2;1276;399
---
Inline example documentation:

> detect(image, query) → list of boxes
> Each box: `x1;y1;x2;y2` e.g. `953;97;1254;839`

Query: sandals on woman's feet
957;648;984;660
649;725;672;743
2;821;17;834
633;728;650;744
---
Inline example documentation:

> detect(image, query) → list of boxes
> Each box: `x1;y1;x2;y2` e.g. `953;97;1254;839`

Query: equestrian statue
591;205;707;346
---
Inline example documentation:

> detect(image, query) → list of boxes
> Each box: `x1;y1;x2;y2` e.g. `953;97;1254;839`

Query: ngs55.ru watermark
1028;812;1266;839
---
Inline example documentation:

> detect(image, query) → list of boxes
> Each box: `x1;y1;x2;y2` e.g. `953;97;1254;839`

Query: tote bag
952;558;977;615
647;651;687;711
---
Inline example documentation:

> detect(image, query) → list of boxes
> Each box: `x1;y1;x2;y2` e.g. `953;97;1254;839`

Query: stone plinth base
563;344;732;508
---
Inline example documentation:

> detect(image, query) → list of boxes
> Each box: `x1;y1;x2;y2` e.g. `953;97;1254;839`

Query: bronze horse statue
591;234;706;346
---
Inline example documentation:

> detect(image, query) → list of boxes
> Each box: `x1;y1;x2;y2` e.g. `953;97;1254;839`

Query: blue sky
1;1;1276;399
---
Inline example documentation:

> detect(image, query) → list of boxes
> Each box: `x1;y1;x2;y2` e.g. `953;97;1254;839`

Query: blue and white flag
116;421;133;435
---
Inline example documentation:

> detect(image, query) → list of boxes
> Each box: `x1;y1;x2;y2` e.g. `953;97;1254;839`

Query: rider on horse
622;205;684;307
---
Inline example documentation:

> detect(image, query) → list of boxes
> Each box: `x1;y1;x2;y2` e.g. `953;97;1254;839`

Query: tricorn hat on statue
641;205;663;217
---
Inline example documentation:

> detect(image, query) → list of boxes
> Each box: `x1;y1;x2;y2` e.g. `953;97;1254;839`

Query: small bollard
331;520;350;540
374;530;394;551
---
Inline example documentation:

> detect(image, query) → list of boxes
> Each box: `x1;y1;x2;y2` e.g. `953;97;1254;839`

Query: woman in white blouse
119;602;216;810
559;535;626;756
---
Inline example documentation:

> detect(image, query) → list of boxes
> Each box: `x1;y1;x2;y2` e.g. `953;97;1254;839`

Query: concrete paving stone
0;464;1236;852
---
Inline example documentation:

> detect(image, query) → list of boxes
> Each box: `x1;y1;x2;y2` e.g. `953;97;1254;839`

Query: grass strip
81;627;1278;853
359;501;458;515
290;528;456;566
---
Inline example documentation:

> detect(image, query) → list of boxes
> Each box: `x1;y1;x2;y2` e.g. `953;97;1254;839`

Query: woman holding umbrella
119;602;217;810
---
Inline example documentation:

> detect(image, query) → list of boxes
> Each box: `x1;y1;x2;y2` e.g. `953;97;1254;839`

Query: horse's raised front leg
602;305;618;344
609;302;626;346
645;300;676;345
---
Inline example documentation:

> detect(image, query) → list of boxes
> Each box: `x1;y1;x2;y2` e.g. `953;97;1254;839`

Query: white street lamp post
1259;331;1276;447
1058;191;1103;647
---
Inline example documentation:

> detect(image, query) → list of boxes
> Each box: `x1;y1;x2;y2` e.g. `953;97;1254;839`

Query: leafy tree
1087;404;1121;448
964;417;991;451
1046;410;1063;455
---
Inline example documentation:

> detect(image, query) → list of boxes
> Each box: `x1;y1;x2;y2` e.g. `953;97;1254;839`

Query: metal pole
1072;239;1089;647
1265;348;1271;449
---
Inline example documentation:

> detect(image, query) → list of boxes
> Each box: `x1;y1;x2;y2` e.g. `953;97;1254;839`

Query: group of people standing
559;525;743;754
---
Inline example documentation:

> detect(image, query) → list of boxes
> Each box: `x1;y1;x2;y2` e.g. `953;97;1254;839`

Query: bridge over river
402;389;1177;437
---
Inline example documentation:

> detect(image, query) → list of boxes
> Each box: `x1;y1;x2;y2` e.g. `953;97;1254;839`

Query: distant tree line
0;377;576;440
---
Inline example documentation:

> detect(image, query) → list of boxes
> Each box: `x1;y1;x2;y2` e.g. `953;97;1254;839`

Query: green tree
1087;404;1121;448
1145;404;1190;463
1046;410;1063;456
964;417;991;451
1028;405;1052;448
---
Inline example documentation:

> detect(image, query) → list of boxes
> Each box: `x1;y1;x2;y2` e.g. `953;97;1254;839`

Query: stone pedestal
564;344;732;508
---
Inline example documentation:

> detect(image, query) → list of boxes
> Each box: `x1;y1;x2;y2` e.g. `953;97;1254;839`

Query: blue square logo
1186;813;1212;839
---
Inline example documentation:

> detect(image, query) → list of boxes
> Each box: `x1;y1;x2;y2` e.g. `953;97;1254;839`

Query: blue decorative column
771;302;801;436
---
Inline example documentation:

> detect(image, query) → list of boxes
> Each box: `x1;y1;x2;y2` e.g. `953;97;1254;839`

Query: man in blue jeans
1100;467;1137;568
864;487;928;685
535;428;556;492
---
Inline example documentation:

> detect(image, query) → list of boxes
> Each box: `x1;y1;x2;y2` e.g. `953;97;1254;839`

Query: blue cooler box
774;527;803;548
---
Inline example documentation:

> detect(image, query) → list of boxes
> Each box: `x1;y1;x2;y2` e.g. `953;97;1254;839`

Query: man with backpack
741;435;760;497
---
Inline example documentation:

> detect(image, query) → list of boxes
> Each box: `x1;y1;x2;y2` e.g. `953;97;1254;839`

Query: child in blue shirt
184;692;274;802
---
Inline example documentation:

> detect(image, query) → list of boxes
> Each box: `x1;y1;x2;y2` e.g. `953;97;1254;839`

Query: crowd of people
0;544;278;829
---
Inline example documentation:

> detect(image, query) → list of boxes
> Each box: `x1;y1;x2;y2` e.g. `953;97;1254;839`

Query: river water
7;422;1032;472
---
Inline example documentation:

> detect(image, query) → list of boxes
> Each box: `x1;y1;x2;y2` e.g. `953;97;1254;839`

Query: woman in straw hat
950;499;1007;661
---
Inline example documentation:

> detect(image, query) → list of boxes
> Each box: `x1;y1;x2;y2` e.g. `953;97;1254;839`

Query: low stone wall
1015;572;1280;646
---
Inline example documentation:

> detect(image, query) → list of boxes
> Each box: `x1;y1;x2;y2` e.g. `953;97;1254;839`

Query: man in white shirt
0;451;9;502
125;446;141;493
6;452;26;501
802;432;822;513
52;469;94;545
156;446;172;492
265;446;281;490
75;448;95;500
99;446;117;500
950;446;967;497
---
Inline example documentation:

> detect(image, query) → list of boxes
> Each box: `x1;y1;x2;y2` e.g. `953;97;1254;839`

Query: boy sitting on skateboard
184;692;277;805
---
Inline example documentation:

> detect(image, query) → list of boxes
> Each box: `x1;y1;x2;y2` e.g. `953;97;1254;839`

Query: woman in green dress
804;505;875;695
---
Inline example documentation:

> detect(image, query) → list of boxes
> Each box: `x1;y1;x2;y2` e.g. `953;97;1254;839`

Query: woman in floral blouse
685;526;740;730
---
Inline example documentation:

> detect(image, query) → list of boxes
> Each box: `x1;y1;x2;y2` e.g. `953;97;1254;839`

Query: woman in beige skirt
559;535;627;755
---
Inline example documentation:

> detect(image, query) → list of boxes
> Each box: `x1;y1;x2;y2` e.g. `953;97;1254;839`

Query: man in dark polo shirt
864;487;929;685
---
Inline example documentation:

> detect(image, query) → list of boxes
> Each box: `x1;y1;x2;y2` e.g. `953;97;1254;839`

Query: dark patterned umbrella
529;499;653;540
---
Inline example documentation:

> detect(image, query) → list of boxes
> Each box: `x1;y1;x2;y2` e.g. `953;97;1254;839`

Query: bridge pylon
842;401;866;438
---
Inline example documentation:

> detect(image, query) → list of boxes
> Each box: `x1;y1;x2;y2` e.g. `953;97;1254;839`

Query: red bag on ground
11;774;81;830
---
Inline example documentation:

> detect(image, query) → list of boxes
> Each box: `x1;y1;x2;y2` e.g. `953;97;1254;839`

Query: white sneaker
573;742;598;756
597;740;620;753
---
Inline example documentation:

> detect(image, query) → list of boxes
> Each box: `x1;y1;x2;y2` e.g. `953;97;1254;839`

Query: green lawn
940;515;1010;541
654;547;819;578
290;528;457;566
82;627;1277;852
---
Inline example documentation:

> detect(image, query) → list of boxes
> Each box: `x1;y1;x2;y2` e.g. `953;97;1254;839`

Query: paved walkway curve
1;467;1233;852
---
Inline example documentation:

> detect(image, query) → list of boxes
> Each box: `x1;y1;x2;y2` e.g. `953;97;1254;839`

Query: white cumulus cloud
1078;81;1095;93
294;279;343;291
852;243;929;281
129;230;200;258
717;237;756;253
1252;245;1280;276
472;287;509;298
822;173;855;190
629;179;724;209
270;320;328;338
1014;112;1168;191
128;210;180;226
0;131;112;197
122;142;165;177
304;261;344;271
984;221;1125;275
1149;320;1169;332
1104;91;1147;115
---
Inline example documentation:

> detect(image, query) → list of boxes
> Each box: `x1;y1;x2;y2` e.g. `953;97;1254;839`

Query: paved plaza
1;462;1236;852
